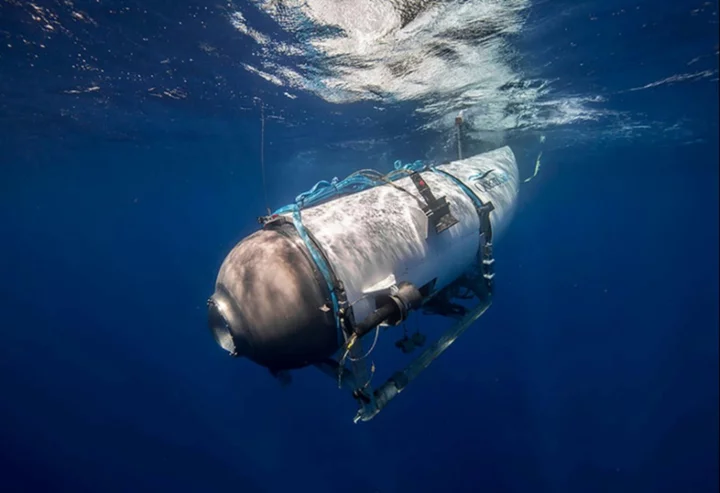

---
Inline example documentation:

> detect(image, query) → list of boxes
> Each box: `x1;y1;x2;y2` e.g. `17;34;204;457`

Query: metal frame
315;290;492;423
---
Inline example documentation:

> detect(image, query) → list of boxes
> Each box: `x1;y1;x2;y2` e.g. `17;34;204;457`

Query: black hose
353;302;399;339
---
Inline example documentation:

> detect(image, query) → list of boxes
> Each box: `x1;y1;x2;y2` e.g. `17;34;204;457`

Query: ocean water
0;1;717;492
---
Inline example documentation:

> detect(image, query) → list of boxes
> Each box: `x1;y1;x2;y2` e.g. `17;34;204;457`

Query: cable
260;102;270;215
273;159;427;215
348;325;381;362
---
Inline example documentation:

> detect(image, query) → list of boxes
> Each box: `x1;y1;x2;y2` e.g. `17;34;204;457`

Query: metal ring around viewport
207;291;239;356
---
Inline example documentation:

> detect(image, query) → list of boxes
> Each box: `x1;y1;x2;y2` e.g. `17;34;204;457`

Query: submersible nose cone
208;227;339;370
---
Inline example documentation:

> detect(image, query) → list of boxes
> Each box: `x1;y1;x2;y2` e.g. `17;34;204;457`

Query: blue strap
431;167;495;293
268;159;429;345
431;168;486;211
288;205;344;345
273;160;426;215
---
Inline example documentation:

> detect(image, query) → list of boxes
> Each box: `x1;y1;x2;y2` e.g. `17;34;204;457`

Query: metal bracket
409;172;459;234
353;296;491;422
315;295;492;423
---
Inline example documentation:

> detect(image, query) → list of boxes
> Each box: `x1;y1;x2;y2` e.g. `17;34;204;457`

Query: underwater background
1;1;718;492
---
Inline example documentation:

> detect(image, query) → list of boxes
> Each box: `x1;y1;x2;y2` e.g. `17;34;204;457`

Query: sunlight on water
231;0;608;137
2;0;715;147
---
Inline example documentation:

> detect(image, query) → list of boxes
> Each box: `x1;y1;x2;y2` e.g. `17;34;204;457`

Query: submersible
207;145;520;422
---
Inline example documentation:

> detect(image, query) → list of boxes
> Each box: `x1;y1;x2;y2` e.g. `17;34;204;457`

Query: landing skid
314;294;492;423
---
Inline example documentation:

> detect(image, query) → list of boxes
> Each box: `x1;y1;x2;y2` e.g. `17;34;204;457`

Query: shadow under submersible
207;141;520;423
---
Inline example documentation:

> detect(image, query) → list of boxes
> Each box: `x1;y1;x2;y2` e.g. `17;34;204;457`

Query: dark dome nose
207;226;339;370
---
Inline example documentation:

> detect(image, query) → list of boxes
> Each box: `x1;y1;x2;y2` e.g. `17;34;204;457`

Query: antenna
455;111;464;160
257;98;271;215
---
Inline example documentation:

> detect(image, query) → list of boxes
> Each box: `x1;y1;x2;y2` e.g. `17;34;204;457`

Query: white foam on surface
229;0;612;136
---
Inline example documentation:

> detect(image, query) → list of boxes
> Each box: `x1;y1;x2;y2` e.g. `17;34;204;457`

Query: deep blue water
1;1;718;492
